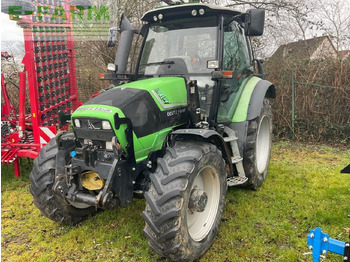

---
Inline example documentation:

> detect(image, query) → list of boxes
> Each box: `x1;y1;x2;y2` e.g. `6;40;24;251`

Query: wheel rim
187;166;220;241
256;115;271;173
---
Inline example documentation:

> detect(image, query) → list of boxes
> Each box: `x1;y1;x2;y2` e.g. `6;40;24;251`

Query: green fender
232;76;275;122
229;76;275;156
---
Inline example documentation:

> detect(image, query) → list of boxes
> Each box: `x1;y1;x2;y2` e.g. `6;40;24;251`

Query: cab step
224;126;247;186
227;176;248;186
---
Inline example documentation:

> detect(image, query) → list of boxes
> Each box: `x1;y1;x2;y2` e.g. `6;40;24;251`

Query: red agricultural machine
1;0;82;177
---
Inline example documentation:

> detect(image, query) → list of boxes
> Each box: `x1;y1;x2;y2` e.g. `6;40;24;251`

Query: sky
1;12;24;46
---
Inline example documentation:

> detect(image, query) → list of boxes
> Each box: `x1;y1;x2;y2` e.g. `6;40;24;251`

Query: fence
271;68;350;144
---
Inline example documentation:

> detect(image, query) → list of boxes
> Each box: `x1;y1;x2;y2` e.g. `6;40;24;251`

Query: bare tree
314;0;350;51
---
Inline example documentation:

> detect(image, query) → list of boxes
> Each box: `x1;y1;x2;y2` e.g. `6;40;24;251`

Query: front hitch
53;159;120;209
53;181;117;209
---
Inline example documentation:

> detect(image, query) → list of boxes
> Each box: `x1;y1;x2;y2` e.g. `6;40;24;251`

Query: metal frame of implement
1;0;81;177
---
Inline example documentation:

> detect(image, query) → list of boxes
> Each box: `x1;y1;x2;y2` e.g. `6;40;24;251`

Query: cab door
218;20;252;123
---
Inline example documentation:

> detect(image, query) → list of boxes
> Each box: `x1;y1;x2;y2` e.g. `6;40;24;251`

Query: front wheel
143;142;227;261
29;136;97;225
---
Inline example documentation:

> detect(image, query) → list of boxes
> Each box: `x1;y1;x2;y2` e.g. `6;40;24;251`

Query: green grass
2;142;350;261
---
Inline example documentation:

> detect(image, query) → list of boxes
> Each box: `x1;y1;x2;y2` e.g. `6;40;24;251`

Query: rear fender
232;78;275;122
246;80;275;121
230;78;275;156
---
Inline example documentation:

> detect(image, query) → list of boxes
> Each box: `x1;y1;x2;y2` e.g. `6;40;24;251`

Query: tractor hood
83;77;188;112
71;77;188;160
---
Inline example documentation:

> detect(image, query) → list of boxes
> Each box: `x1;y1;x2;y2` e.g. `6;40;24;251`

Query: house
269;36;338;61
338;50;350;61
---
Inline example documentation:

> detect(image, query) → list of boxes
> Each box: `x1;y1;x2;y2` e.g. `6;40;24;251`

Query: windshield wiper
145;60;175;66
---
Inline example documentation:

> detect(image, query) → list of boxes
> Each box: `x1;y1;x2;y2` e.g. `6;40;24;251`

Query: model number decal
167;108;186;117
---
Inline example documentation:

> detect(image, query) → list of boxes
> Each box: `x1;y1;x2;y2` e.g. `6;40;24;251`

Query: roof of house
269;36;335;60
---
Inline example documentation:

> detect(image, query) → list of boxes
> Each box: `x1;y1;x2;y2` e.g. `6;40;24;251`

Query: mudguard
230;78;275;155
246;79;275;120
232;77;275;123
171;129;234;176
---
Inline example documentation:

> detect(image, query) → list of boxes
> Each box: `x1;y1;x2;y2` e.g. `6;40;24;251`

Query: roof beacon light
191;9;197;16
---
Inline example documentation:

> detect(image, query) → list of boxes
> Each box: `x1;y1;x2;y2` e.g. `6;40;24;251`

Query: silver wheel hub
188;188;208;213
187;166;220;242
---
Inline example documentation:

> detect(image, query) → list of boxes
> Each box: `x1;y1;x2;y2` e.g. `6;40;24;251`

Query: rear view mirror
107;27;118;47
245;9;265;36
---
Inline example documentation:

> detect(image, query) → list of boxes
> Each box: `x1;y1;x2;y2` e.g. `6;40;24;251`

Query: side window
223;21;250;72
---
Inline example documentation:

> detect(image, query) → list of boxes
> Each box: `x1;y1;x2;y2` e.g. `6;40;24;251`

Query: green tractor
30;2;275;261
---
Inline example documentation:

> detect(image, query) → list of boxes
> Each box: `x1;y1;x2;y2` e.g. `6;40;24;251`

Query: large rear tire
243;98;272;190
29;137;97;225
143;142;227;261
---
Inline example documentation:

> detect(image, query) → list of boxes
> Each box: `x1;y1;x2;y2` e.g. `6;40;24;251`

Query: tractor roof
141;3;241;22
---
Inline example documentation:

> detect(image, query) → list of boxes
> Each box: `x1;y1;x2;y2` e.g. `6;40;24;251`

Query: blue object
70;151;77;158
307;227;346;262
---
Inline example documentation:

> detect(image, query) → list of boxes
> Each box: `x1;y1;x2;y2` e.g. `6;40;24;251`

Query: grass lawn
1;141;350;261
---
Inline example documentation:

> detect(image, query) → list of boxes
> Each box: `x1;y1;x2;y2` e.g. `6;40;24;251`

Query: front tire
243;98;273;190
29;137;97;225
143;142;227;261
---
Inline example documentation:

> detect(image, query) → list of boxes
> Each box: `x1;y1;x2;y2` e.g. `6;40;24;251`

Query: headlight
102;120;112;130
74;119;81;128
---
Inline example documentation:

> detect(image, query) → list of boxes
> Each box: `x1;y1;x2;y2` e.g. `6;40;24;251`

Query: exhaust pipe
114;14;135;76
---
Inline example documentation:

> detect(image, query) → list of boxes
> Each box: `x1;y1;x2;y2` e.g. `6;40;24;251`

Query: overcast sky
1;12;24;45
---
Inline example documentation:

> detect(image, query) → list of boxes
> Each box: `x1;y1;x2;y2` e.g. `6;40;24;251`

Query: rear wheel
143;142;227;261
29;136;97;225
243;98;272;190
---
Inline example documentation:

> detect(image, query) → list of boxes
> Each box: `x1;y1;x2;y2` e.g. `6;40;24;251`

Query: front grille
73;118;115;142
80;118;103;130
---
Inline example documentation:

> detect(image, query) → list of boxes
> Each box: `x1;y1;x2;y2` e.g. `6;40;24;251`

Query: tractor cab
109;3;266;124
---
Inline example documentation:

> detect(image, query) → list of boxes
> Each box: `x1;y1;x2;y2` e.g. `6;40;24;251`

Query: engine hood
84;76;187;111
71;77;189;162
72;76;188;138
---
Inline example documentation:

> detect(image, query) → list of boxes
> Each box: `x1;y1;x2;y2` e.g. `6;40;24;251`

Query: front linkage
52;114;141;210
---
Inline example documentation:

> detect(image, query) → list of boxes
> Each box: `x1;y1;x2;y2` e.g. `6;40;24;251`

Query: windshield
138;17;218;76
